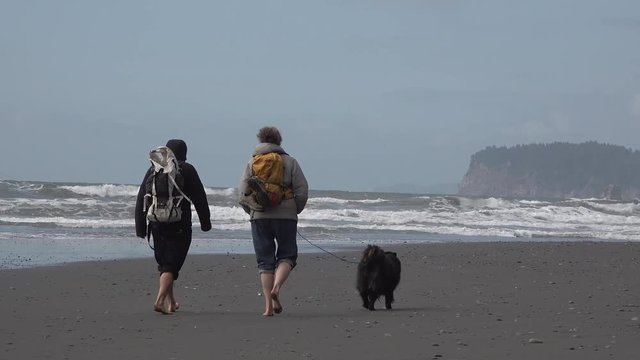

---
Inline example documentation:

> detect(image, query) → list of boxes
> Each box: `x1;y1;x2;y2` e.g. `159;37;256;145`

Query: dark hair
257;126;282;145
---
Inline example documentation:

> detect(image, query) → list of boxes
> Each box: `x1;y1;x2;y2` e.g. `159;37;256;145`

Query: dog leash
297;230;360;264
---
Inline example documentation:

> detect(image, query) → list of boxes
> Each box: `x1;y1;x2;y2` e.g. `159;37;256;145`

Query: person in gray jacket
239;126;309;316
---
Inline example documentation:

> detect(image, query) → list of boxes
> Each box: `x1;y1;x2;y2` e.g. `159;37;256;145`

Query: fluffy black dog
356;245;401;311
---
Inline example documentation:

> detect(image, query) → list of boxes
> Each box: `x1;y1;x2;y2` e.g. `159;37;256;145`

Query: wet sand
2;241;639;359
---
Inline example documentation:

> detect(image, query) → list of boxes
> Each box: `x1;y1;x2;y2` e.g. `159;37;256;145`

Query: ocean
1;179;639;269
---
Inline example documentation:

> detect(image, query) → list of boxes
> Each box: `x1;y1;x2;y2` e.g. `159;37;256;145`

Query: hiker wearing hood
239;126;309;316
135;139;212;314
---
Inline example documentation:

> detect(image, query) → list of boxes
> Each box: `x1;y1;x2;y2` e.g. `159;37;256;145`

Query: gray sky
2;0;640;191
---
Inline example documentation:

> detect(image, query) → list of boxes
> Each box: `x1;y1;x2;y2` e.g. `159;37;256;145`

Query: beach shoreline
2;241;639;359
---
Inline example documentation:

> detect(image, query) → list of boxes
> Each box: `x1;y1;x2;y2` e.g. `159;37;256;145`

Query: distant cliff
458;142;640;200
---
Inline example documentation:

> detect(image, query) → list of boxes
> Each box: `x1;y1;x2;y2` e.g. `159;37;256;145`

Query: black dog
356;245;401;311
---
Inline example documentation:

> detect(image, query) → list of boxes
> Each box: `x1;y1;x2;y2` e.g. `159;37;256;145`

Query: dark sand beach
2;241;639;360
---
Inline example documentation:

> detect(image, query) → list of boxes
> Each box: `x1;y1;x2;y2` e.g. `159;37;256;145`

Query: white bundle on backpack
144;146;192;223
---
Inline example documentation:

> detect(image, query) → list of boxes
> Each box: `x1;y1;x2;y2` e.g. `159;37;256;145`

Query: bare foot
154;298;172;315
271;292;283;314
262;298;274;316
170;302;180;313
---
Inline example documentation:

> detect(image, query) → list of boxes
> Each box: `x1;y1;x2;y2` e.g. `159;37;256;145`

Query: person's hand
201;222;212;232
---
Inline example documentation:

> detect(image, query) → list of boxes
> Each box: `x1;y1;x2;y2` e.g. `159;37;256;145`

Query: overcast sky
2;0;640;191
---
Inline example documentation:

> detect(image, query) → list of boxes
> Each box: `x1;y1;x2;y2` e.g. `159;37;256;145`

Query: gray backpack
143;146;192;222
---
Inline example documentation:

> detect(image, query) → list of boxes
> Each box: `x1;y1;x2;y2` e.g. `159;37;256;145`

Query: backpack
144;146;192;223
243;152;293;210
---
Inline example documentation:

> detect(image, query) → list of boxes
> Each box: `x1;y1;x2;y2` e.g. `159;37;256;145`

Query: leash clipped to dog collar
297;230;359;264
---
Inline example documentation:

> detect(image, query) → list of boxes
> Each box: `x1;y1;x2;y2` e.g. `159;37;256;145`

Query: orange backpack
247;152;294;208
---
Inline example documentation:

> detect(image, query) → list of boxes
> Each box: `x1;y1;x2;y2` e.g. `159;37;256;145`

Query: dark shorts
150;223;192;280
250;219;298;273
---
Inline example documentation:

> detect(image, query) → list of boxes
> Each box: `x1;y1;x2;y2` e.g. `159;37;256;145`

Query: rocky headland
458;142;640;200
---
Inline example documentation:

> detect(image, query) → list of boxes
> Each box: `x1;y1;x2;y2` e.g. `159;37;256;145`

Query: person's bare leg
271;262;292;314
168;279;179;312
154;272;173;314
260;272;275;316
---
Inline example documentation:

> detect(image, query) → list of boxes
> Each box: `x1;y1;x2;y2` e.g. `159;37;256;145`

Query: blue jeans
251;219;298;273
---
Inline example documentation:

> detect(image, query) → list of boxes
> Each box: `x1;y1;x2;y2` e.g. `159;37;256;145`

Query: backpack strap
168;168;193;204
146;223;154;250
282;187;294;200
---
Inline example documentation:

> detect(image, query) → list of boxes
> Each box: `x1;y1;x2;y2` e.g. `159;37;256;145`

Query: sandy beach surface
2;241;639;360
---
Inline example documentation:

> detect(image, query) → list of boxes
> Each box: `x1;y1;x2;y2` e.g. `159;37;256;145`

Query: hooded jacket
238;143;308;220
135;139;212;238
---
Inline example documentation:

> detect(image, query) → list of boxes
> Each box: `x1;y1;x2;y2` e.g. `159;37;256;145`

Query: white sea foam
60;183;237;198
518;199;550;205
308;197;387;204
209;205;249;220
205;187;236;196
0;216;133;228
0;198;105;210
581;201;640;215
457;196;516;209
16;183;44;192
60;184;140;197
2;180;640;243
